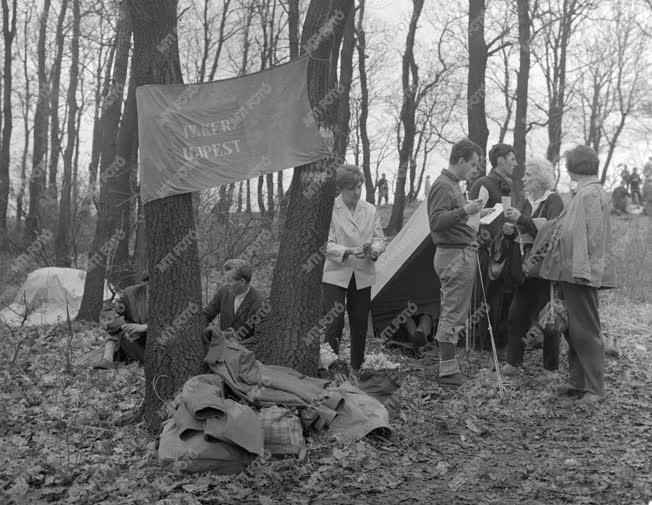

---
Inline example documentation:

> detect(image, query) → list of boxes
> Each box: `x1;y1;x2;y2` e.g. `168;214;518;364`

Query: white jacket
322;195;386;289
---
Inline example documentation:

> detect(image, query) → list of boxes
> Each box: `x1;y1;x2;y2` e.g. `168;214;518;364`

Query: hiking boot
438;373;466;386
92;358;117;370
501;363;520;376
556;383;583;396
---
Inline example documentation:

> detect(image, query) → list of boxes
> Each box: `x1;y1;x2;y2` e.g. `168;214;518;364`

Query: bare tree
355;0;375;203
0;0;16;243
512;0;531;207
24;0;52;243
255;0;353;375
55;0;80;266
129;0;205;433
467;0;511;176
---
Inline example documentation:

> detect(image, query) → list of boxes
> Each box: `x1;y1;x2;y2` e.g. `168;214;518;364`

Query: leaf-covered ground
1;296;650;505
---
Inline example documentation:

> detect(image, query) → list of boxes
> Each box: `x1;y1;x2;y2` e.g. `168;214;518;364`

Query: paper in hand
501;196;511;211
480;203;503;225
479;186;489;206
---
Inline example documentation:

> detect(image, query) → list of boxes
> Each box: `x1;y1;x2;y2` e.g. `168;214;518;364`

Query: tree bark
0;0;16;243
24;0;51;243
15;6;32;234
47;0;70;210
55;0;80;267
254;0;353;375
333;4;353;157
386;0;424;235
467;0;489;175
129;0;205;434
512;0;530;208
355;0;374;203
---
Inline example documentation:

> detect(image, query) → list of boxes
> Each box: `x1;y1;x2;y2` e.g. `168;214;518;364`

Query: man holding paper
427;138;484;386
468;143;517;351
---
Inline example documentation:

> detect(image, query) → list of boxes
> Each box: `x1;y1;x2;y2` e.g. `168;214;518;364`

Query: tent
370;202;440;336
0;267;111;326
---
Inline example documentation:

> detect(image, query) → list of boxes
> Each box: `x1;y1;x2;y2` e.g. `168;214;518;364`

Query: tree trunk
512;0;530;208
257;175;266;215
77;0;132;320
54;0;79;267
47;0;70;211
254;0;353;375
83;39;116;218
467;0;489;175
333;4;353;157
129;0;205;434
356;0;374;203
15;5;31;234
386;0;423;235
0;0;16;243
237;181;243;213
25;0;51;243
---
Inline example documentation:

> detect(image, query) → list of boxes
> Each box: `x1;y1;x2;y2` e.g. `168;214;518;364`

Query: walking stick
476;255;506;399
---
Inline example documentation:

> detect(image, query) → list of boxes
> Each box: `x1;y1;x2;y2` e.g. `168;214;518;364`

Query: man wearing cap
93;272;150;370
202;258;267;350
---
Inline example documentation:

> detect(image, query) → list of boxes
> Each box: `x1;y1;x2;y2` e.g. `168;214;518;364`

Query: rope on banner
476;254;506;400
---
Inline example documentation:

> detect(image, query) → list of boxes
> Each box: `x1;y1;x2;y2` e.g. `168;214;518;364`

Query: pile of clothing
158;332;392;473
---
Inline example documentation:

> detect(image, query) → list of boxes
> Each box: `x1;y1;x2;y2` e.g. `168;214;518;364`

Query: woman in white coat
322;165;386;380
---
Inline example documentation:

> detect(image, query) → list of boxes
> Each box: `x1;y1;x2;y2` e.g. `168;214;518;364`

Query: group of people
612;159;652;215
425;139;614;402
95;140;615;404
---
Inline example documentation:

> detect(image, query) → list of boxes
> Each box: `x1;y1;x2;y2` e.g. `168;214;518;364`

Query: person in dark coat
611;180;629;215
202;258;267;350
468;143;517;351
502;157;564;378
93;272;150;370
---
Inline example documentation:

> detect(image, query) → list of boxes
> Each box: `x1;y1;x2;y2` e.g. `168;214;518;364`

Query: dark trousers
507;278;560;370
322;276;371;370
559;282;604;396
114;332;147;363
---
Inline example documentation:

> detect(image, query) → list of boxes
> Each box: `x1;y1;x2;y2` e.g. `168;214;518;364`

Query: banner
136;55;332;204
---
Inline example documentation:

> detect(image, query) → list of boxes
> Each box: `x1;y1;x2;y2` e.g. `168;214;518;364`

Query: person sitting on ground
202;258;266;350
385;312;434;356
611;180;629;215
502;157;564;378
93;272;149;370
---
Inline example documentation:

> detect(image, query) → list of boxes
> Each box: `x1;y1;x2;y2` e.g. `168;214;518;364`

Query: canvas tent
370;202;440;336
0;267;111;326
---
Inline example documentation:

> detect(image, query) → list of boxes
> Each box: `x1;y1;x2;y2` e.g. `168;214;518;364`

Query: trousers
434;247;477;344
507;278;560;370
559;282;605;396
322;276;371;370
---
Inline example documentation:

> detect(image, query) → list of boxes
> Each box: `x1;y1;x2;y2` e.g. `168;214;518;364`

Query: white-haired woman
502;157;564;377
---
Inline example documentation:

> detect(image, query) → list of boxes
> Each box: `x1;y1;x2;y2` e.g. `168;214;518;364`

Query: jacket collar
488;169;512;192
441;169;461;183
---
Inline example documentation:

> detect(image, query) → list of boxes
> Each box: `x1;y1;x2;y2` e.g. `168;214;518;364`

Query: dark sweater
427;169;476;247
516;192;565;239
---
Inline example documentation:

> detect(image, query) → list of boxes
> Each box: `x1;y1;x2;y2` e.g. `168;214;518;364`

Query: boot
438;342;465;386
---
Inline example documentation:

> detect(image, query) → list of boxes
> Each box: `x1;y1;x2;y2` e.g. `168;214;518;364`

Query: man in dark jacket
202;258;267;350
468;143;517;352
93;272;149;370
427;138;485;386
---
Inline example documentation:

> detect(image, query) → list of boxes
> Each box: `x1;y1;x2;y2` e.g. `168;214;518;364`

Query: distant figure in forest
611;180;629;215
93;272;150;370
629;167;642;205
376;173;389;206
